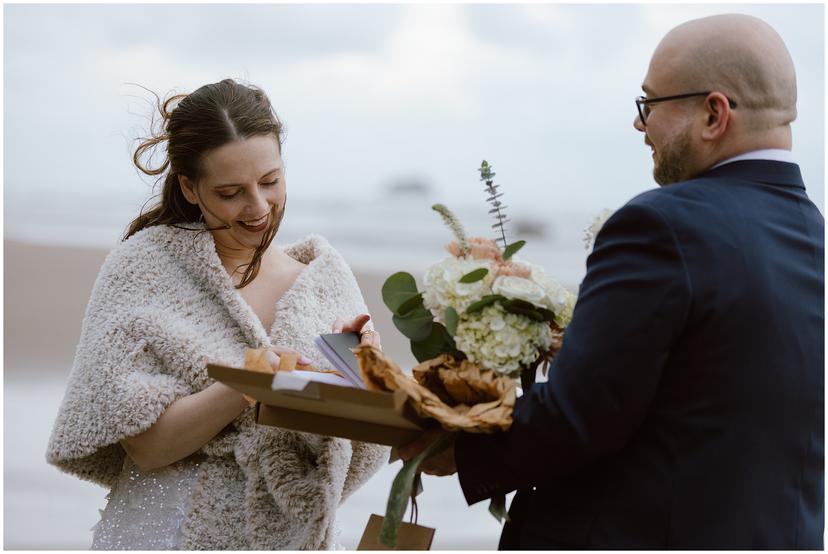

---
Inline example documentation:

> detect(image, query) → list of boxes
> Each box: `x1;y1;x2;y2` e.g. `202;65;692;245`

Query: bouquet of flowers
354;161;577;547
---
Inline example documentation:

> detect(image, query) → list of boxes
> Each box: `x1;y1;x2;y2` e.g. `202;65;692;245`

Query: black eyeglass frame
635;91;737;125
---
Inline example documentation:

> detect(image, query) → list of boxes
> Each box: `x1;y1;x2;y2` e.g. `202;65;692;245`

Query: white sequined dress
91;456;202;550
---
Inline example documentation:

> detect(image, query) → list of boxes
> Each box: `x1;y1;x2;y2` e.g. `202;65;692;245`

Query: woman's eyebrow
212;167;281;188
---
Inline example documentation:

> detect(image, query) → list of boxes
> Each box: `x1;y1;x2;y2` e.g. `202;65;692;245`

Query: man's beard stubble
653;128;694;186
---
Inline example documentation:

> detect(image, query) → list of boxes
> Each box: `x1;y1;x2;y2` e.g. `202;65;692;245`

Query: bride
46;78;387;549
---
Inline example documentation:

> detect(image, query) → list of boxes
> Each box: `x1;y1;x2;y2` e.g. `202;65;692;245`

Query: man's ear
179;175;199;205
700;92;731;141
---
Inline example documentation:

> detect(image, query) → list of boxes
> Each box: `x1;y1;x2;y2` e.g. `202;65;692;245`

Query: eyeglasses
635;91;737;125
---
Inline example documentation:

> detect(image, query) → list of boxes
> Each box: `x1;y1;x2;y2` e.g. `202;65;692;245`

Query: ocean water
5;192;594;287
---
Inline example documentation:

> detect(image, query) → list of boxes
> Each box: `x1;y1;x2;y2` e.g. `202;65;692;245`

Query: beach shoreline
4;239;420;376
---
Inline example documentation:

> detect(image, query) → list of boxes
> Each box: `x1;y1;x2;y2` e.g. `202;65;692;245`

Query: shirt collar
712;149;795;169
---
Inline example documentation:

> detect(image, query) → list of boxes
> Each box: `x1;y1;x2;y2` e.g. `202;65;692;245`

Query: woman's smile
238;213;270;233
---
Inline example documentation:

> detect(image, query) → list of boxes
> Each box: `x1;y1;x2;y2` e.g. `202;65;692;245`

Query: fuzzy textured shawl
46;224;388;549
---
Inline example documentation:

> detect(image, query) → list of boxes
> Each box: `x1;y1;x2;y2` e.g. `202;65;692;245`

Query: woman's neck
214;239;260;278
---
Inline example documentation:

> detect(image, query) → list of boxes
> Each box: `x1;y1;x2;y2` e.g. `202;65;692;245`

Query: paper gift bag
357;514;435;550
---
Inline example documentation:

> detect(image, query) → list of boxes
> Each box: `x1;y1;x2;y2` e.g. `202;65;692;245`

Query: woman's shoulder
110;223;206;259
98;224;209;287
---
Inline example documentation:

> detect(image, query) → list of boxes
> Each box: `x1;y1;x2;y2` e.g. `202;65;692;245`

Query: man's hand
398;427;457;476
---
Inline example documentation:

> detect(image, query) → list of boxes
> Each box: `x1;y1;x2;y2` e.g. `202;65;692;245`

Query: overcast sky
4;3;824;245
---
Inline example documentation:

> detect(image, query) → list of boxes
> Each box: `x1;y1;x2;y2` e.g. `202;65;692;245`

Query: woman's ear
700;92;731;141
179;175;199;205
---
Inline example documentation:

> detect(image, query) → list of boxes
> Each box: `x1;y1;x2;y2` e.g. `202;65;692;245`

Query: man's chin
653;167;672;186
653;161;688;186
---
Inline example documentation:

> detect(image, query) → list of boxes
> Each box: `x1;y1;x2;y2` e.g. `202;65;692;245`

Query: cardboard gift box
207;363;427;447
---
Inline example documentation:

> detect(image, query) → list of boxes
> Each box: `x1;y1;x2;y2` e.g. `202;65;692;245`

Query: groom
400;14;824;549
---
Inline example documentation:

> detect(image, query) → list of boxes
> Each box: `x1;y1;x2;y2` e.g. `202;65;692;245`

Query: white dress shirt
712;148;795;169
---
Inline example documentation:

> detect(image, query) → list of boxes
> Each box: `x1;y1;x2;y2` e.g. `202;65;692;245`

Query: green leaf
488;494;511;524
502;240;526;261
382;272;419;314
380;433;458;548
502;304;545;321
501;298;535;310
396;293;424;316
499;298;554;321
444;306;459;335
536;306;556;322
411;323;457;363
466;294;505;314
459;267;489;283
392;307;434;342
501;299;546;321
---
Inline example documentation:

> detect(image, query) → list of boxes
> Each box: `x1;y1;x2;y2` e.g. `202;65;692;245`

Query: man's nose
633;114;645;132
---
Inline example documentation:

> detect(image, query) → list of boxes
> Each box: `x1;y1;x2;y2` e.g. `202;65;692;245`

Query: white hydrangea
454;303;552;377
423;256;494;316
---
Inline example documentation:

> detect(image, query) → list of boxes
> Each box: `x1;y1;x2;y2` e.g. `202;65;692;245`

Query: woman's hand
332;313;381;349
265;345;312;371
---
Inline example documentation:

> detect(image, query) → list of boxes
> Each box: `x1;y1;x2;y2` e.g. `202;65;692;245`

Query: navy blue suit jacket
456;161;824;549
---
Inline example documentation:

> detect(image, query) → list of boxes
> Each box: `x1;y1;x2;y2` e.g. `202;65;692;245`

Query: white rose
529;268;570;312
492;275;547;306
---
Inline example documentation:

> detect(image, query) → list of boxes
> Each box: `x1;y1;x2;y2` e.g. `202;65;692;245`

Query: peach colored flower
493;261;532;278
446;237;503;262
445;241;463;257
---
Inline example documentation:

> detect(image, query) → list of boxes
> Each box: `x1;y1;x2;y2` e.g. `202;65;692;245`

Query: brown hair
125;78;284;288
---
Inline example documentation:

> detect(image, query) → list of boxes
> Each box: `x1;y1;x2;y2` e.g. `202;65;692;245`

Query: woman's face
180;134;286;253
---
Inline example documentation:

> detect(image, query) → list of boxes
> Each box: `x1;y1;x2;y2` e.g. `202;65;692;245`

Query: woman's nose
248;186;270;214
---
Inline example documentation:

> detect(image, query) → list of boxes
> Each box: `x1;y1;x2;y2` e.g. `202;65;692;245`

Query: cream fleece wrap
46;224;388;549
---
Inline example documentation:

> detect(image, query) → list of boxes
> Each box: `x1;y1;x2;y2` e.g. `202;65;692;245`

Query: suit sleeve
455;201;692;505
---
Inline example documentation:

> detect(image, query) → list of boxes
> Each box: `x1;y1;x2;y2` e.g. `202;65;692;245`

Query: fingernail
299;355;312;365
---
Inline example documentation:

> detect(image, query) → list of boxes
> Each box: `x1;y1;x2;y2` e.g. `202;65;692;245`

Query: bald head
653;14;797;130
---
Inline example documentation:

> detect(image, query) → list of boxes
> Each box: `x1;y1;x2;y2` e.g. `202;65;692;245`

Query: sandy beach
4;239;506;549
4;239;420;376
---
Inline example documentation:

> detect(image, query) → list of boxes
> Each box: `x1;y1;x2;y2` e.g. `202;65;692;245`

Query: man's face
634;52;702;186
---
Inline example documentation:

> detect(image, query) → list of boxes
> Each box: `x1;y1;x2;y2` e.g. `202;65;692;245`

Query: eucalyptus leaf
411;323;457;362
466;294;505;314
501;298;536;311
392;307;434;342
444;306;459;335
382;272;420;314
536;306;556;322
502;240;526;261
459;267;489;283
502;304;545;321
396;293;424;316
500;298;553;322
380;433;458;548
488;494;511;524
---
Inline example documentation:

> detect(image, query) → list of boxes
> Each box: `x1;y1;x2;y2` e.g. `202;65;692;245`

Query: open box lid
208;364;427;446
